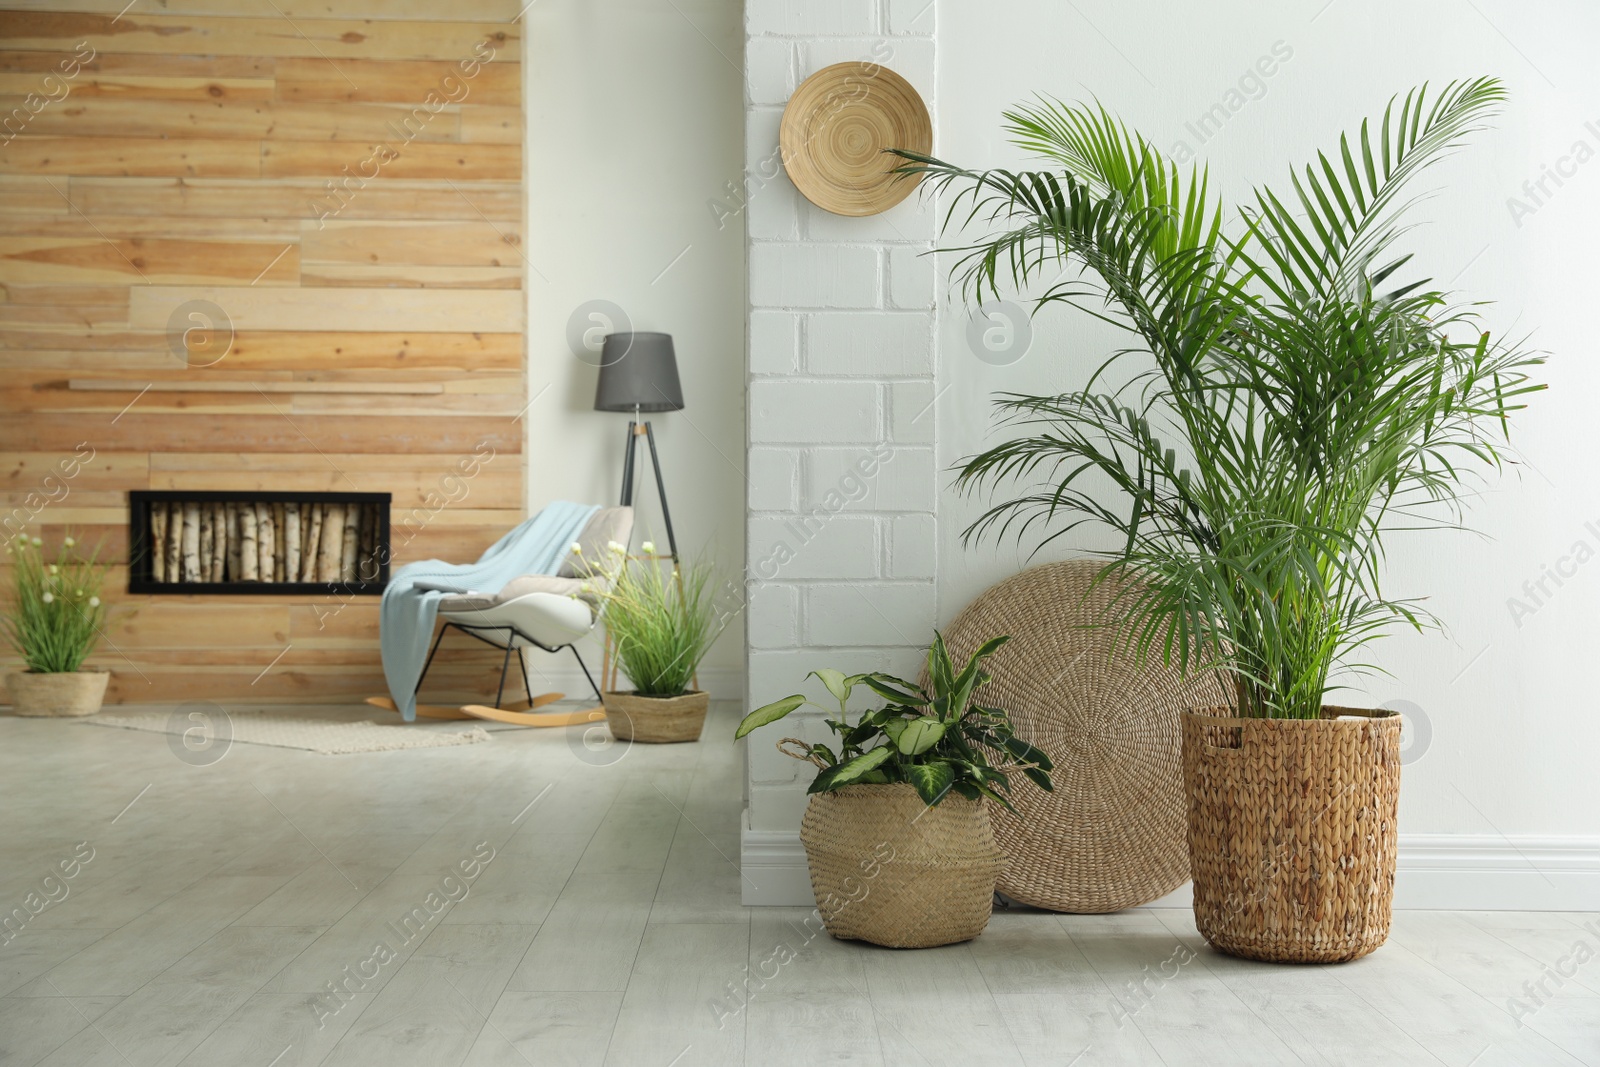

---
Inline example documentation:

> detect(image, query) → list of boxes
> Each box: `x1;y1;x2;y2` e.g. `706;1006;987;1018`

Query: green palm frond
900;79;1544;719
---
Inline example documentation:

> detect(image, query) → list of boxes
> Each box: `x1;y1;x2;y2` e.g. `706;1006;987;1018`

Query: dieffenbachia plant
734;632;1053;809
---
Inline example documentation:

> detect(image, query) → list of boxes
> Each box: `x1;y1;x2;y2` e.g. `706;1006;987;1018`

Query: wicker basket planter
601;689;707;743
1181;706;1402;963
5;669;110;718
799;783;1006;949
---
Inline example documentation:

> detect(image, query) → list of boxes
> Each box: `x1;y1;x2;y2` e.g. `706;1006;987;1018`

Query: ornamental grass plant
591;543;725;698
3;532;108;674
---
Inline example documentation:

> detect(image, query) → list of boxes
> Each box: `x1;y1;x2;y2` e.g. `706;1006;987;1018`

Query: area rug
80;708;492;755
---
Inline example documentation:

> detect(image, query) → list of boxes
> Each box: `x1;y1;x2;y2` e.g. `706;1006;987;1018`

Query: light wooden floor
0;701;1594;1067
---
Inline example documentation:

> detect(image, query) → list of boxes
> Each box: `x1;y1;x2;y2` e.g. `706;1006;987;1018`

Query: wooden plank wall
0;2;527;704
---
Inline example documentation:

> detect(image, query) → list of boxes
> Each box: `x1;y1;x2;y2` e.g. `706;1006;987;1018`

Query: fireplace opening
129;491;391;596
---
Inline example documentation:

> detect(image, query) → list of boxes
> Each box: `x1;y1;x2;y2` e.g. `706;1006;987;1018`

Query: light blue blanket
381;500;599;720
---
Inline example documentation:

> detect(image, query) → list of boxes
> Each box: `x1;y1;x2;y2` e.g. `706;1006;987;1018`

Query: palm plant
895;78;1543;719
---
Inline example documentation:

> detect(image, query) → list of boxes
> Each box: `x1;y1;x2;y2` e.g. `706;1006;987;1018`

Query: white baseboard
741;815;1600;912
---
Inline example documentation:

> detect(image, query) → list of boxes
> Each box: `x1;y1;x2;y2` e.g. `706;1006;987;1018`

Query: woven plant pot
601;690;707;743
799;783;1006;949
5;669;110;718
1182;706;1401;963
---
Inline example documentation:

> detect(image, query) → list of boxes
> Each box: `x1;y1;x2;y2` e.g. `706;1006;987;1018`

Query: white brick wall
745;0;937;836
804;447;936;510
748;243;881;308
803;582;938;646
748;514;878;581
749;311;800;376
747;0;877;37
805;312;934;376
748;380;880;443
746;448;799;510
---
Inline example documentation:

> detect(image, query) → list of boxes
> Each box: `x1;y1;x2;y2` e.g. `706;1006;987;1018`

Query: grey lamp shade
594;331;685;413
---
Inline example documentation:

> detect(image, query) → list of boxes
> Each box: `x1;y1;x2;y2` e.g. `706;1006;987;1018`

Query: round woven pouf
935;560;1227;913
780;62;932;217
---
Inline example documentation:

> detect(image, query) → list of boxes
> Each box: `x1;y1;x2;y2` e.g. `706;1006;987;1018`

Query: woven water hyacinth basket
601;690;707;743
799;783;1006;948
1182;706;1402;963
936;560;1227;913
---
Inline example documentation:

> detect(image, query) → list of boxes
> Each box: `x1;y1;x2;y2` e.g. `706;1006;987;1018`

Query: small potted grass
589;542;726;743
4;531;111;717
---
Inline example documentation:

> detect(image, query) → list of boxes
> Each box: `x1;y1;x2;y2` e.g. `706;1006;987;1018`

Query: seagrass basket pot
6;669;110;717
1181;706;1402;963
600;690;708;743
798;783;1006;949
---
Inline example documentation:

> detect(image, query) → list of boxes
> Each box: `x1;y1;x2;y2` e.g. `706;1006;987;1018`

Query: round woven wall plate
780;62;932;217
934;560;1227;913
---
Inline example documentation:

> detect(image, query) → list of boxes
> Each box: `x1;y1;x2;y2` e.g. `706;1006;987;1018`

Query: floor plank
1;703;1595;1066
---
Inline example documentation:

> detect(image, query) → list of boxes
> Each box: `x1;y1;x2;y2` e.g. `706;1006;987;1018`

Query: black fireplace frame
128;490;391;596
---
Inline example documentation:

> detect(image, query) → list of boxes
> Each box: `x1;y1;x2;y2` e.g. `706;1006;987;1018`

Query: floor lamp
594;330;683;561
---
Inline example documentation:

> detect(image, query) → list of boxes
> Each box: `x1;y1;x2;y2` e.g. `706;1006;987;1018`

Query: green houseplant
736;633;1053;948
3;532;111;717
896;79;1542;962
589;542;726;743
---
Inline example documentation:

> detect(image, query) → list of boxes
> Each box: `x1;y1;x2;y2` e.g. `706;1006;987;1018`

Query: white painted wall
739;0;1600;905
522;0;746;695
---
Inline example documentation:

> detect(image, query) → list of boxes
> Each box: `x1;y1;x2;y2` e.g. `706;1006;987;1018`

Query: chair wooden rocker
365;507;631;728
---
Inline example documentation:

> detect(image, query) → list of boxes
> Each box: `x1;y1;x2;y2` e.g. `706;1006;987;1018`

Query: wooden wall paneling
298;264;522;288
128;286;524;332
0;302;127;326
0;2;524;21
300;220;523;265
259;141;521;181
0;175;72;212
7;98;469;141
0;4;525;704
1;414;524;454
184;331;524;371
67;177;522;220
0;1;524;21
1;13;517;62
0;235;300;284
0;136;264;177
275;56;520;106
0;71;278;102
0;216;305;240
0;50;277;81
0;282;132;303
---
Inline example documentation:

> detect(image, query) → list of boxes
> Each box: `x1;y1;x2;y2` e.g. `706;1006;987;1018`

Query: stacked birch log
145;501;383;585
